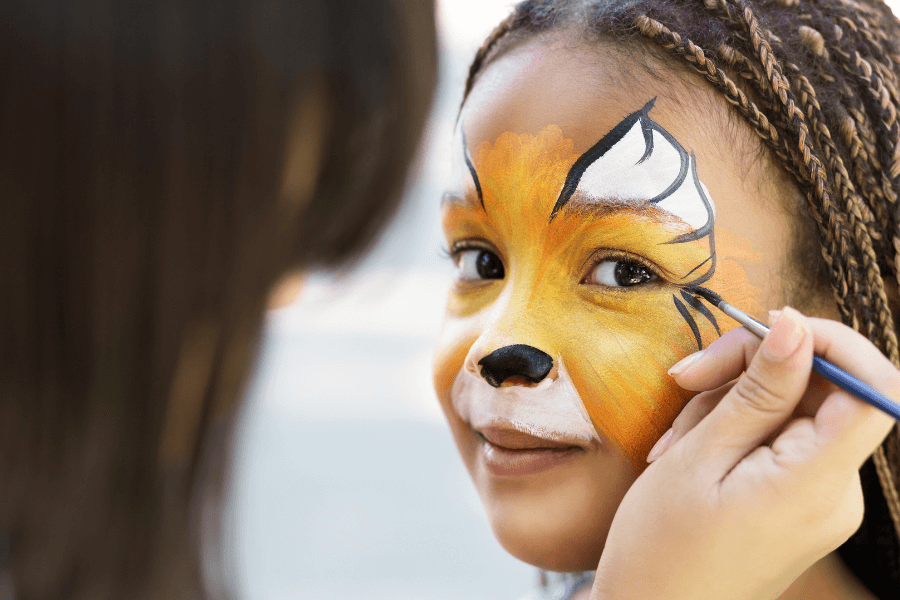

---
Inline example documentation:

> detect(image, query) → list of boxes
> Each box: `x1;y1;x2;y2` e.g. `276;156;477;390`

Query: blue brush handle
812;355;900;420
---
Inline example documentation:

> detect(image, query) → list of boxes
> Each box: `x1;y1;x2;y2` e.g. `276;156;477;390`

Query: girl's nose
477;344;553;387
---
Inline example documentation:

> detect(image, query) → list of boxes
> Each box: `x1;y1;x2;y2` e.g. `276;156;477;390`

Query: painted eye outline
448;239;506;284
580;248;665;290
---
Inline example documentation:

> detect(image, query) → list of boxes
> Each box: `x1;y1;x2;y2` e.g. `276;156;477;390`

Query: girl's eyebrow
440;190;682;225
563;196;685;227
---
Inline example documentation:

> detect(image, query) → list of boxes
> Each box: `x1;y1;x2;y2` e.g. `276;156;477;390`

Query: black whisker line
679;290;721;336
688;286;724;306
673;294;703;351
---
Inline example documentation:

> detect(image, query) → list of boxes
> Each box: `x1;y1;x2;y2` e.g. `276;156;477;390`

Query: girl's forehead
459;35;723;160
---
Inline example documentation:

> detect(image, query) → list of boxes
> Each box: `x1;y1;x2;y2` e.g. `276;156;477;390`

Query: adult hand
589;307;898;600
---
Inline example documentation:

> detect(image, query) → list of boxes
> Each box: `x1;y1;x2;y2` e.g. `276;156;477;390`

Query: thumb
679;307;815;476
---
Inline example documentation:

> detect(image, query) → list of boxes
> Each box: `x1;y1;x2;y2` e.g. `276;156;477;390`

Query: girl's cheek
562;308;700;471
444;283;502;319
562;245;762;469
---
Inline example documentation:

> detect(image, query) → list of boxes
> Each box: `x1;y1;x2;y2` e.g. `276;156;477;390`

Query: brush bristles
690;286;724;307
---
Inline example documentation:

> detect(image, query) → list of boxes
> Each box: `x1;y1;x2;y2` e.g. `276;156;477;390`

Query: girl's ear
801;291;843;322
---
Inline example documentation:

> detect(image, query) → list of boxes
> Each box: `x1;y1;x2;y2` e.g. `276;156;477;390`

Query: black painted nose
477;344;553;388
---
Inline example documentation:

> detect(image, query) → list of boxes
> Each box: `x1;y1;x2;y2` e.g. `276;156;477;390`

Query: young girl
434;0;900;597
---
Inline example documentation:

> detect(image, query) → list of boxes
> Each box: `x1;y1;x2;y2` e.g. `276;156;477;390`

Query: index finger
674;307;815;476
669;325;760;391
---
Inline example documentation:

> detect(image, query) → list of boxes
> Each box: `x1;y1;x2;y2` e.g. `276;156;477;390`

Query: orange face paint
436;104;760;471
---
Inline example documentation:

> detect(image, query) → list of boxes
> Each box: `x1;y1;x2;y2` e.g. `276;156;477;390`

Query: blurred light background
228;0;900;598
229;2;537;599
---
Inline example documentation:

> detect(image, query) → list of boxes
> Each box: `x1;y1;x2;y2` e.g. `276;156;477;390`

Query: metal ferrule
719;302;770;339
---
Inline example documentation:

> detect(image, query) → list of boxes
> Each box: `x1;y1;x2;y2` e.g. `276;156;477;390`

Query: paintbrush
690;286;900;421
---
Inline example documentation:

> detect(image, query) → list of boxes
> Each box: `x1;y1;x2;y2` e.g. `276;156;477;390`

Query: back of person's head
0;1;435;598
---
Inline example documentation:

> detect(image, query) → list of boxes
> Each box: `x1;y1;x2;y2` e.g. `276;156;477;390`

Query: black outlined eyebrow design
462;131;484;208
550;98;688;221
550;98;712;242
552;97;716;275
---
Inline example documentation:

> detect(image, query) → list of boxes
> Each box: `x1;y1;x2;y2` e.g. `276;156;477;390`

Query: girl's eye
588;259;656;287
455;248;505;280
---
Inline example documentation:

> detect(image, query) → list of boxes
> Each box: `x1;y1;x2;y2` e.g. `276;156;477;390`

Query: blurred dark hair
0;0;436;598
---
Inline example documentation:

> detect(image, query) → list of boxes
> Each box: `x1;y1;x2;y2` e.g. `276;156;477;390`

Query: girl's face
434;34;802;570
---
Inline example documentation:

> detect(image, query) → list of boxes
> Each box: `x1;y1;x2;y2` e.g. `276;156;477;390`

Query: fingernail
767;310;782;324
763;306;808;362
668;350;705;376
647;428;673;463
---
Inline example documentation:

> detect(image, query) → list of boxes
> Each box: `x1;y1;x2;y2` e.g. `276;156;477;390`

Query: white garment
518;570;594;600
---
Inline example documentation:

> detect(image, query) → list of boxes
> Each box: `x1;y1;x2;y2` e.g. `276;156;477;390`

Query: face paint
552;99;719;350
451;362;600;447
437;100;760;469
553;99;714;238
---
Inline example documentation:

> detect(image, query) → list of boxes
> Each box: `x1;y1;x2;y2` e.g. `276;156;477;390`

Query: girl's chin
471;445;637;572
489;510;610;572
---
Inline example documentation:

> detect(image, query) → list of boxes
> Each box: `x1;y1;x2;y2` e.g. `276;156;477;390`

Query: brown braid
723;0;882;338
461;0;900;594
635;13;862;328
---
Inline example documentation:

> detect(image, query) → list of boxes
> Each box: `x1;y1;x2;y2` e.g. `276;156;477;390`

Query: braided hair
462;0;900;595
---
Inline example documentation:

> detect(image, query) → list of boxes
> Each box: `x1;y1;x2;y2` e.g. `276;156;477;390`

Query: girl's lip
476;425;587;477
478;425;587;450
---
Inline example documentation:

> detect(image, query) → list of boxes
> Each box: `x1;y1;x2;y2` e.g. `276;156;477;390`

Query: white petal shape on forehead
551;99;715;239
451;363;600;445
577;124;683;205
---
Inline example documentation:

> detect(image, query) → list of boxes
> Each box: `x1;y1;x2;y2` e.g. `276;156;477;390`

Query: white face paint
451;362;600;446
552;98;715;239
654;157;715;231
